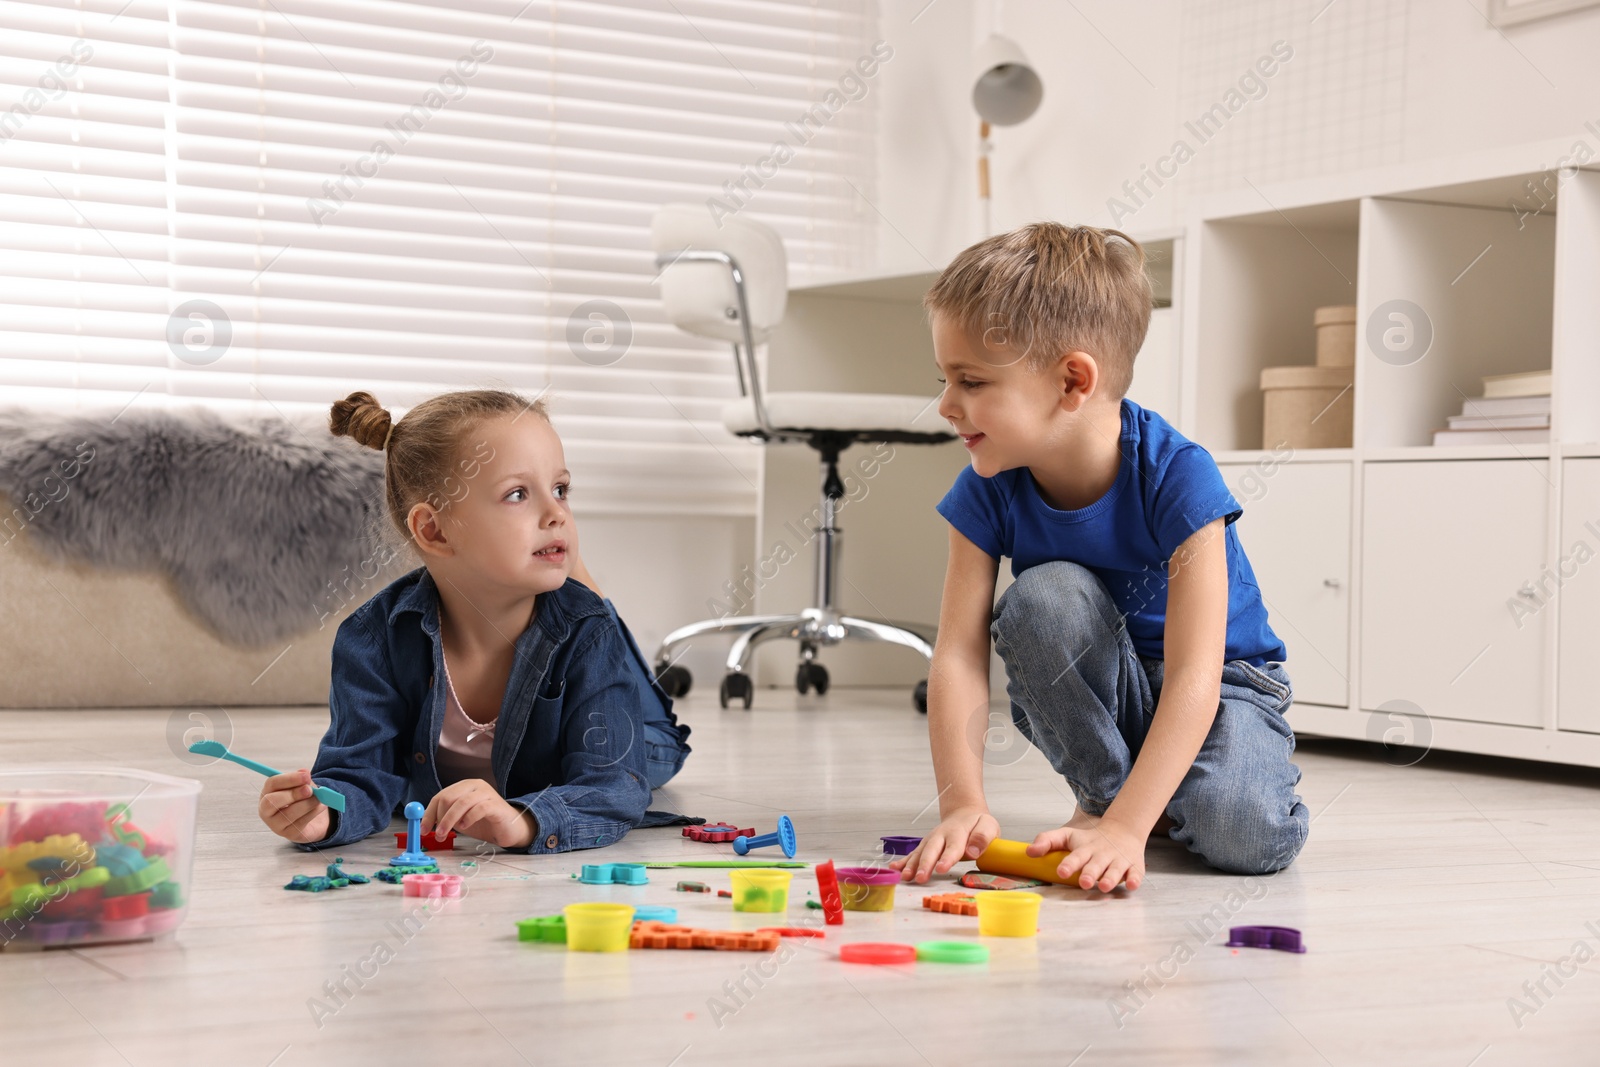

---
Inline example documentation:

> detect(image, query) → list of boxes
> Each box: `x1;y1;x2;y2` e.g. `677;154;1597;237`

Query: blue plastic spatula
187;739;347;812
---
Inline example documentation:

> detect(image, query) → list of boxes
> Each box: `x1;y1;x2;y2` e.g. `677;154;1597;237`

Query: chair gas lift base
646;204;956;712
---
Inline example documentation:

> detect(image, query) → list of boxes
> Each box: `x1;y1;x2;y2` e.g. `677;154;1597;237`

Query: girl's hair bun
329;390;394;451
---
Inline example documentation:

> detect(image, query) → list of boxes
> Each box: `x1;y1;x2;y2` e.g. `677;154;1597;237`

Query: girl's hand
259;769;331;844
422;779;538;849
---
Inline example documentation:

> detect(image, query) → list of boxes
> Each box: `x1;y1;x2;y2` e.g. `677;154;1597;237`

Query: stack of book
1432;369;1550;445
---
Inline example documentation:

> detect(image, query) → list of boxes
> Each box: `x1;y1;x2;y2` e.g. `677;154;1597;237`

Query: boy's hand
891;806;999;884
1030;818;1146;892
259;769;331;844
423;779;538;849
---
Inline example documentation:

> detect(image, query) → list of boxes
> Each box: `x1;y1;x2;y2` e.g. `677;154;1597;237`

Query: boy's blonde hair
924;222;1153;400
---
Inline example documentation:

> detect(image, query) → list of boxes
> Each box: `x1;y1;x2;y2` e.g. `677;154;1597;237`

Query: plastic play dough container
563;902;636;951
835;866;900;911
729;868;792;912
0;767;199;950
975;891;1042;937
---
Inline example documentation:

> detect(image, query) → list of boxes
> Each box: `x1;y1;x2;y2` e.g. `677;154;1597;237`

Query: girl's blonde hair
329;388;550;538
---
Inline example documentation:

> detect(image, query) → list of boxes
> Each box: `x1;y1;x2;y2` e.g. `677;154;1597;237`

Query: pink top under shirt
434;646;499;791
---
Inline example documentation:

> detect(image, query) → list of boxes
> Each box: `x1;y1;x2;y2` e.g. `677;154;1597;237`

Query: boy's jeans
990;560;1310;875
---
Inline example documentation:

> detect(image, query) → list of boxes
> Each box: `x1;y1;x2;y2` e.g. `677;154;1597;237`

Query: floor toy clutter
630;921;780;953
732;815;798;858
185;740;347;813
922;892;979;917
517;915;567;943
682;823;755;843
959;871;1050;891
813;860;844;925
392;829;456;852
328;858;369;885
1;795;189;948
373;863;440;883
402;873;463;898
1226;925;1307;953
756;926;825;938
839;942;916;965
564;902;636;951
579;863;649;886
285;875;346;893
973;839;1075;885
974;891;1042;937
675;881;711;893
391;802;431;866
835;866;898;911
644;860;807;869
729;868;793;912
285;858;374;893
517;916;812;953
915;940;989;964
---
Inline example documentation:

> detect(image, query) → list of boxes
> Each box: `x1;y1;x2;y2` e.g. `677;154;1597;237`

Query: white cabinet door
1219;460;1351;707
1361;461;1548;727
1558;460;1600;733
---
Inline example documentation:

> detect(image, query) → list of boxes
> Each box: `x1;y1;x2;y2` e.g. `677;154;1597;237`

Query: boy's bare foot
1063;808;1102;832
1061;809;1174;843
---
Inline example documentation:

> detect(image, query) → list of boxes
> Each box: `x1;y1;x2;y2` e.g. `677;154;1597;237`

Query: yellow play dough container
563;902;635;951
975;891;1042;937
729;868;791;912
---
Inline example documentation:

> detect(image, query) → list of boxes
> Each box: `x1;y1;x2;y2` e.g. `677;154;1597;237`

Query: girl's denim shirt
299;566;689;854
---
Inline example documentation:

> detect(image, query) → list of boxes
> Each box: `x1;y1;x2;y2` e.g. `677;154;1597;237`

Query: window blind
0;0;882;516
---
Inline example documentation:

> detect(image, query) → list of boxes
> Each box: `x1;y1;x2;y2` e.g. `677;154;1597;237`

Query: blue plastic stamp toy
392;801;431;866
733;814;797;858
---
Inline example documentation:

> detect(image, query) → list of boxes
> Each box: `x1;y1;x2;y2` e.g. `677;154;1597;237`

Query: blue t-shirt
935;397;1286;666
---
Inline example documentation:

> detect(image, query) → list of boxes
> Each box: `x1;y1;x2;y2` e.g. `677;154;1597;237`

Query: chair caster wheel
796;662;829;696
913;678;928;714
719;671;754;710
654;663;692;698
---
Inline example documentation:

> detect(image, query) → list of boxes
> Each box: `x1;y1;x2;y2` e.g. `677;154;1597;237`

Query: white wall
874;0;1600;262
573;514;755;686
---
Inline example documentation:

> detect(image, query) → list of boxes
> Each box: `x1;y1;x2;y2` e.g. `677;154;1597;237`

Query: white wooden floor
5;690;1600;1066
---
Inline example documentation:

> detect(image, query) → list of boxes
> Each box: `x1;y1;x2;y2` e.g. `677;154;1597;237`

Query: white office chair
648;202;956;711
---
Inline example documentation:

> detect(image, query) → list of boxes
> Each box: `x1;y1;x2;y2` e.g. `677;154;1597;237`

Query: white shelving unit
1183;136;1600;767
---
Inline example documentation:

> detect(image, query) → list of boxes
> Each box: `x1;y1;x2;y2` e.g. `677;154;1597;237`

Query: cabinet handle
1323;578;1342;588
1518;583;1540;600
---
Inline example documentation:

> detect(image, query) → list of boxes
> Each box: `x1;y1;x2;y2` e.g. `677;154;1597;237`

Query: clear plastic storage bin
0;767;200;950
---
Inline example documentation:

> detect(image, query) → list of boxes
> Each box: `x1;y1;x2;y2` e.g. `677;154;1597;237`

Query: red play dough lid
839;942;916;965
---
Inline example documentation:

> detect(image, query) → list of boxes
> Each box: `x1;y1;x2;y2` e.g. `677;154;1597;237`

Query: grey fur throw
0;405;415;647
